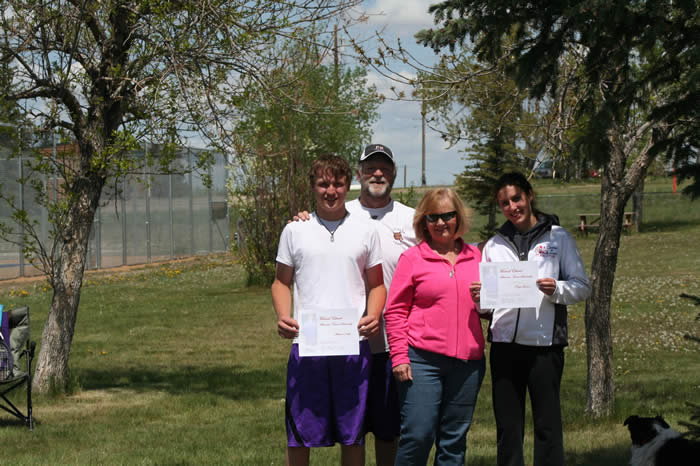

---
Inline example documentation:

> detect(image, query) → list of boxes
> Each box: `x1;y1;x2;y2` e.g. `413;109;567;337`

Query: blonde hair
413;188;472;242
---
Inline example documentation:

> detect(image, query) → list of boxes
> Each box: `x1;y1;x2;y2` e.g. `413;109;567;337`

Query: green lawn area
1;178;698;465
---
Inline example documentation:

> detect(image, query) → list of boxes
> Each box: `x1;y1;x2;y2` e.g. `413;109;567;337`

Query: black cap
359;144;395;165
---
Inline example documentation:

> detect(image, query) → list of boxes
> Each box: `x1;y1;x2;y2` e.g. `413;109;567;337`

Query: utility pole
333;24;339;92
421;99;426;186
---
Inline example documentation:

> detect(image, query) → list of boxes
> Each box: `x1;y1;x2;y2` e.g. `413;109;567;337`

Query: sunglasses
425;211;457;223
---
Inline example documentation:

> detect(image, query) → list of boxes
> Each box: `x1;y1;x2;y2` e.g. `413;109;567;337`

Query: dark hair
309;154;352;188
493;172;540;214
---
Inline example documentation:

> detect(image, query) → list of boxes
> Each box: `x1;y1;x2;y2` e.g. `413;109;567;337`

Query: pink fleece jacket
385;240;485;367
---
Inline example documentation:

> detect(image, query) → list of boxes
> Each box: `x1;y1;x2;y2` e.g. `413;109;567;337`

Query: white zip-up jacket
482;215;591;346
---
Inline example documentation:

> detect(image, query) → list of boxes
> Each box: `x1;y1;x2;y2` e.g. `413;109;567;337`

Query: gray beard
362;182;392;199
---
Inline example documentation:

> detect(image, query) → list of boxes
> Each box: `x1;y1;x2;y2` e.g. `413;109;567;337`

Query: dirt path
0;254;227;290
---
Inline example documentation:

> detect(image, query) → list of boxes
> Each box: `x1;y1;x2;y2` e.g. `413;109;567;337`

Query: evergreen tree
456;137;523;238
420;53;538;238
416;0;699;417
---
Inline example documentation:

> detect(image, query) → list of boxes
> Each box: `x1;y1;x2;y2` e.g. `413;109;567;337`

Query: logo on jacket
393;230;403;241
535;243;558;258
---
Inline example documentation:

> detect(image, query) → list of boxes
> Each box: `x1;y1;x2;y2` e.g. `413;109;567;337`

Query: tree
417;0;699;416
231;43;379;284
418;52;540;238
0;0;361;393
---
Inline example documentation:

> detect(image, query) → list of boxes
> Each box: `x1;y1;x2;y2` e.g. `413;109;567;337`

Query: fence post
169;172;174;260
18;153;25;277
53;130;57;202
208;163;213;252
225;155;230;251
41;167;49;257
52;132;57;267
145;145;151;263
86;226;91;270
188;149;195;255
121;177;127;265
95;204;102;268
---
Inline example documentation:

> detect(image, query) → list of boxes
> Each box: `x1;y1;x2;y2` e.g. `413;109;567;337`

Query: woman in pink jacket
385;187;485;465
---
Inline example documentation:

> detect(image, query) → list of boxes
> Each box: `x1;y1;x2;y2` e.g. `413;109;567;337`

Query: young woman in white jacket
470;172;591;466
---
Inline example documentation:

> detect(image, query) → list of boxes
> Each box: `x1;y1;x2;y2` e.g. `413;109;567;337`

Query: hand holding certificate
479;261;542;309
298;307;359;357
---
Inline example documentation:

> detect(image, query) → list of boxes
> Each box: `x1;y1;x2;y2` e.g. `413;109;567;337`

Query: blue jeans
395;346;486;466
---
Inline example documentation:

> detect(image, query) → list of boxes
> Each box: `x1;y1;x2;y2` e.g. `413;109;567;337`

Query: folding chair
0;305;36;430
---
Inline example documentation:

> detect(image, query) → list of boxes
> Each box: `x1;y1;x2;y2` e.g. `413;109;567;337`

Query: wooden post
421;100;426;186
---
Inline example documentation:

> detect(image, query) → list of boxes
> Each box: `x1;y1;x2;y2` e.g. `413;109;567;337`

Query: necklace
429;240;460;277
317;212;348;242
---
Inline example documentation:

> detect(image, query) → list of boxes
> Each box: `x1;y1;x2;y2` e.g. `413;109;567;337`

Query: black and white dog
624;415;700;466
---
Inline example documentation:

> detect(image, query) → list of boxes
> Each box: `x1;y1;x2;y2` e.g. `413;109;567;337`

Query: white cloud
366;69;418;100
365;0;435;27
357;0;467;186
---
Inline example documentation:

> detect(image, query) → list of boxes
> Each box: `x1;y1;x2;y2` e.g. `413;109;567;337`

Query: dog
624;415;700;465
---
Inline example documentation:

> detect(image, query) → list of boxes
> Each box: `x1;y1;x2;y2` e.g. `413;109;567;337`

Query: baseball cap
359;144;395;165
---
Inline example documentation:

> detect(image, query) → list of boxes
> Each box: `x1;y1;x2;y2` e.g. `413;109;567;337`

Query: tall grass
0;181;698;465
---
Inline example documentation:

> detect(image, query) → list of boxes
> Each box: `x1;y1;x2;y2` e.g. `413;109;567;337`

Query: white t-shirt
276;211;383;343
346;198;417;352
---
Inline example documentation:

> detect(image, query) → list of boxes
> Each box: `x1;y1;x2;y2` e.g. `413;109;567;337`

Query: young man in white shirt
272;154;387;466
294;144;417;465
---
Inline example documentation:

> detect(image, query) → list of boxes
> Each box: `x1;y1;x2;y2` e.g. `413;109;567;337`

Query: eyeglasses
425;211;457;223
360;164;394;174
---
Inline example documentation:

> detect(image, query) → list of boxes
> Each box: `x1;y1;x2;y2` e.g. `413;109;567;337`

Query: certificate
479;261;541;309
298;307;359;357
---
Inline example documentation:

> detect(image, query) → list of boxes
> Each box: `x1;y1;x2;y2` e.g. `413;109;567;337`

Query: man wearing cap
351;143;417;466
294;144;416;465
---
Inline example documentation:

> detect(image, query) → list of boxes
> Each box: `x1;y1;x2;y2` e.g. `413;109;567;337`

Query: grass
0;180;698;465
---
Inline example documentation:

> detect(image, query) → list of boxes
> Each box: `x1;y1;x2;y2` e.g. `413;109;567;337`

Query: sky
9;1;465;187
15;1;463;187
357;0;465;187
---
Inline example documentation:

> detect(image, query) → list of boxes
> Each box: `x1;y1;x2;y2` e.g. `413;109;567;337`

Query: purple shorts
285;341;371;447
365;351;401;441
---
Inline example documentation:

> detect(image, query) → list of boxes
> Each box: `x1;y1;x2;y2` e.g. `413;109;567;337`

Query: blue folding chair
0;305;35;430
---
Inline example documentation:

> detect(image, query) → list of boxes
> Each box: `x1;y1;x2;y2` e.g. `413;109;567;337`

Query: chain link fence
0;145;229;281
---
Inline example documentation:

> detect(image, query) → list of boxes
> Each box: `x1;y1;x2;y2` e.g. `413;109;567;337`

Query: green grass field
1;178;698;465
